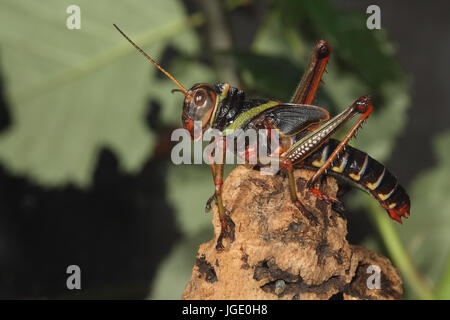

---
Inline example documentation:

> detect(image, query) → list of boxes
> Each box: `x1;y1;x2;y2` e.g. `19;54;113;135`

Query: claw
294;200;307;212
215;215;235;251
205;193;217;213
331;200;346;214
308;186;347;216
293;200;319;226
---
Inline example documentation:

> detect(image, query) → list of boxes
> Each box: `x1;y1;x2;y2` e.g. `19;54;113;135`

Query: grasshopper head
182;83;217;140
113;25;220;140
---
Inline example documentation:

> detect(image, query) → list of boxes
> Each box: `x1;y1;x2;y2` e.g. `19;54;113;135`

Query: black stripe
384;184;410;209
342;145;369;177
374;170;397;195
359;157;385;186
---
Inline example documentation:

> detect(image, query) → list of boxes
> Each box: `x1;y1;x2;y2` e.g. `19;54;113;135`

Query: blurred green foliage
0;0;448;300
0;0;210;186
403;130;450;298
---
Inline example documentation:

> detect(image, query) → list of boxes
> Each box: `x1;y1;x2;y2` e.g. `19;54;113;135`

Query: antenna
113;24;189;97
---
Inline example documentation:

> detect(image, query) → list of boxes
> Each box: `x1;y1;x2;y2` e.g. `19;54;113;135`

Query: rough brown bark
182;166;402;300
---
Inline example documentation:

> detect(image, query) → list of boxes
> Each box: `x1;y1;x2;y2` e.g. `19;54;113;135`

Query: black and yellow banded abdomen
303;139;410;223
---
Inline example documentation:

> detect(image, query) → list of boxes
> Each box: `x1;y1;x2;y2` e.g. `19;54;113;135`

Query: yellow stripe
312;160;323;167
367;168;385;190
312;145;329;168
378;184;397;201
331;153;348;173
210;83;230;128
388;202;397;209
349;154;368;181
222;100;279;134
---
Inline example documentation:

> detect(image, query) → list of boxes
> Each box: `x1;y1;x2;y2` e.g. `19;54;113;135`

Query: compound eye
194;90;207;107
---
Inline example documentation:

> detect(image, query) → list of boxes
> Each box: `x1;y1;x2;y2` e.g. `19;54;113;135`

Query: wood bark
182;166;402;300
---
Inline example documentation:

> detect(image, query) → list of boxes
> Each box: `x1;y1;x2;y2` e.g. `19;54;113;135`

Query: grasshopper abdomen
304;139;410;223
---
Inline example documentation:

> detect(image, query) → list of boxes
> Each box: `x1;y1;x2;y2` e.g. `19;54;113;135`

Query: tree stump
182;166;402;300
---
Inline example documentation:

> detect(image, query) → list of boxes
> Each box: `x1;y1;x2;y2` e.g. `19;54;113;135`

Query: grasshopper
114;25;410;250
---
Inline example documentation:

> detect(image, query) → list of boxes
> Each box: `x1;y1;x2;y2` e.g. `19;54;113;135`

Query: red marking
294;200;306;211
362;105;373;117
263;118;275;129
186;119;194;137
304;44;331;105
387;203;410;224
355;96;373;115
281;158;293;170
306;123;322;131
241;145;257;163
269;146;287;159
309;187;339;203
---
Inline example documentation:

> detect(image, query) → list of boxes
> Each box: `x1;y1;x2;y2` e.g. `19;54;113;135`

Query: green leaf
167;164;215;236
233;52;302;101
252;0;410;161
0;0;208;186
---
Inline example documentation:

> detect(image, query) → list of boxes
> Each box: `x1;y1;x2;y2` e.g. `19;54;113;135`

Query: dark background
333;0;450;184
